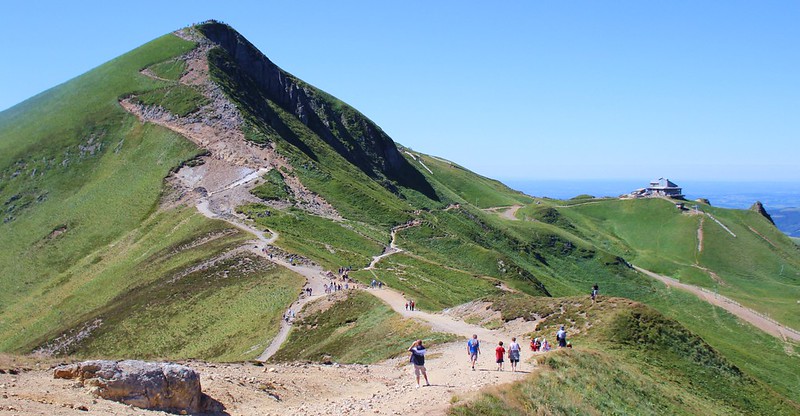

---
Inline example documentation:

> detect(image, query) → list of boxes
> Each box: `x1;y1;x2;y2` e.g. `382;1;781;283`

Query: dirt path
483;205;522;221
366;220;421;270
697;215;705;253
634;266;800;342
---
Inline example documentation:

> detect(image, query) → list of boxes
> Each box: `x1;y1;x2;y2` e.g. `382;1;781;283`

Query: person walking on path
495;341;506;371
508;337;521;372
556;326;567;348
467;334;481;371
591;283;599;303
409;340;430;388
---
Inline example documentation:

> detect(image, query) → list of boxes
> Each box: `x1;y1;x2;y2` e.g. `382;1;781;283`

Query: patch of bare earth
120;32;338;220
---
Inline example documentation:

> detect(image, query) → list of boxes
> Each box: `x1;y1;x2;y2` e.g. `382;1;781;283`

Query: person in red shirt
495;341;506;371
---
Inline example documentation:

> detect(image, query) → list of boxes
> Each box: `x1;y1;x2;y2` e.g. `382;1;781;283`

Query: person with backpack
408;339;430;388
556;325;567;348
466;334;480;370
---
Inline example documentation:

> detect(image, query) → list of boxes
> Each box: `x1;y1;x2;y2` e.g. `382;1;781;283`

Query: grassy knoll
0;207;252;352
76;252;303;362
251;169;292;201
238;204;385;270
351;254;502;311
271;291;456;363
552;197;800;329
452;293;799;415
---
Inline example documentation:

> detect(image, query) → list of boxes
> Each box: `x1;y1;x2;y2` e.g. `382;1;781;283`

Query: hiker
467;334;480;371
495;341;506;371
405;302;409;311
508;337;521;372
556;325;567;348
530;337;537;351
541;338;550;352
408;340;430;388
410;300;415;311
591;283;599;302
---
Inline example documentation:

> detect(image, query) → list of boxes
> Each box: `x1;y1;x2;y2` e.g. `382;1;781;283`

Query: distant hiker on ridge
591;283;599;303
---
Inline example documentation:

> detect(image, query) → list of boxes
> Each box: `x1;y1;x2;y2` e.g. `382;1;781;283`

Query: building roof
648;177;680;189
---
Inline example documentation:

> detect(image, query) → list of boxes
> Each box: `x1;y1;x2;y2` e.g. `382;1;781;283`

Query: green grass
271;291;456;363
410;152;533;209
0;207;253;352
238;204;384;270
251;169;292;201
0;32;303;361
132;84;208;116
148;59;187;81
351;253;502;311
451;295;799;415
552;198;800;329
75;252;303;362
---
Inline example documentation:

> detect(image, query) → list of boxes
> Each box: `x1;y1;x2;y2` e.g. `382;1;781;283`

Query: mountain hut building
647;178;684;198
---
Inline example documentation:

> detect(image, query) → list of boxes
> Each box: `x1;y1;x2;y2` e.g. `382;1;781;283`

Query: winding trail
365;220;421;270
634;266;800;342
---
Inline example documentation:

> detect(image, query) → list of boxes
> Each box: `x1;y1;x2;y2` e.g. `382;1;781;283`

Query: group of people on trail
405;300;416;311
467;334;522;372
369;279;384;289
530;326;571;352
283;308;295;323
409;327;571;386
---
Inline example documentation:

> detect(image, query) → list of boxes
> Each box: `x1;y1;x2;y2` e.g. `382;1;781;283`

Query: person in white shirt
508;337;521;372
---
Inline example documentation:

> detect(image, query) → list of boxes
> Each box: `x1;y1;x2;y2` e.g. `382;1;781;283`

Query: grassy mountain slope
452;294;798;415
0;33;304;361
534;198;800;328
0;21;797;411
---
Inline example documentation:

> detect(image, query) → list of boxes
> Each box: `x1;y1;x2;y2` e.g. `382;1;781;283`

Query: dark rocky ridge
750;201;775;225
197;22;438;199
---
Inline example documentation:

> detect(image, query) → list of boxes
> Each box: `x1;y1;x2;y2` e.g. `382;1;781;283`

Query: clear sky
1;1;798;181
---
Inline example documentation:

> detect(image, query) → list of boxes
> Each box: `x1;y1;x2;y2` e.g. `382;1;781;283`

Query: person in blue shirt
467;334;481;371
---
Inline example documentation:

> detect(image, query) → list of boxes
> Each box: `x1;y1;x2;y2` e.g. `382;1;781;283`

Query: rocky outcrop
750;201;775;225
196;22;438;200
54;360;202;414
696;198;711;205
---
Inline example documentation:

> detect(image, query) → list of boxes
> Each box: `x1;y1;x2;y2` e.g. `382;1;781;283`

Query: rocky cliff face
197;22;437;199
750;201;775;225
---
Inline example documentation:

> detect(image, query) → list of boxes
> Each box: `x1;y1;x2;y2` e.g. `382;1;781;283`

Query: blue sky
1;1;798;181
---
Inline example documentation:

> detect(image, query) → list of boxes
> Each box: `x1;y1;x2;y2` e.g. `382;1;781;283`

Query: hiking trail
634;266;800;342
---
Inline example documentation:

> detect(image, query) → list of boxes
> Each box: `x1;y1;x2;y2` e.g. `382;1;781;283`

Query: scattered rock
53;360;203;413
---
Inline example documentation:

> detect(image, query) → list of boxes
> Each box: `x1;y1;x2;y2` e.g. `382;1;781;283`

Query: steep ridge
198;22;438;201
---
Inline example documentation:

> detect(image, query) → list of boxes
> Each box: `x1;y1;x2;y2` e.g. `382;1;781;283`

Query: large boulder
54;360;202;413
